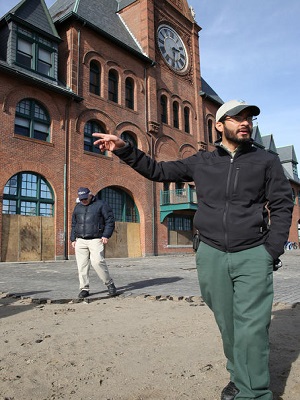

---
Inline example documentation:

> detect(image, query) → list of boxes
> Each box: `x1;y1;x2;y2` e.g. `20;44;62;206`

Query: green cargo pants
196;242;274;400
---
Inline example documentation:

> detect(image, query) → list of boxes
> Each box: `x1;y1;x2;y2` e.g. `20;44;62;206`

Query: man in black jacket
92;100;293;400
70;187;117;298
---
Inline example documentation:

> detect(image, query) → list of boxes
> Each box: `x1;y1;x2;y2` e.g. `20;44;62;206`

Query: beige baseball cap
216;100;260;122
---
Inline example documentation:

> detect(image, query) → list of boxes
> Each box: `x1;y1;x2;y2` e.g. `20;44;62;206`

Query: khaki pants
196;242;274;400
75;238;112;290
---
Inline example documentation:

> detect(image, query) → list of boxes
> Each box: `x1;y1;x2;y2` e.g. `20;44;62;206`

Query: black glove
273;258;282;271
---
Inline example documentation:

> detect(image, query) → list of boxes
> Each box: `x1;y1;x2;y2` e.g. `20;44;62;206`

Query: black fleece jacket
70;197;115;242
114;140;293;260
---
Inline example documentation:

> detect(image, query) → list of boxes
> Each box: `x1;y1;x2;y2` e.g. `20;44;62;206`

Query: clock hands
157;25;187;71
172;46;180;61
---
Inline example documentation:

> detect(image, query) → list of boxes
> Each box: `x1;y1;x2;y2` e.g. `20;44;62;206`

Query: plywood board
127;222;142;258
19;216;41;261
1;214;19;262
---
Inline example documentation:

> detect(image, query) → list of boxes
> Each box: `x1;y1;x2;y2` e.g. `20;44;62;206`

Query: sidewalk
0;250;299;304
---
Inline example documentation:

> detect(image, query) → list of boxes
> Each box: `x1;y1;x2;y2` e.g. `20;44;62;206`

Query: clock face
157;25;188;72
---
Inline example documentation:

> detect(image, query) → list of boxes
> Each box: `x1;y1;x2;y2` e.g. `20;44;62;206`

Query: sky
1;0;299;161
188;0;300;161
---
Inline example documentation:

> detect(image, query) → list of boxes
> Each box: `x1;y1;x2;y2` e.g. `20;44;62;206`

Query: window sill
13;134;53;146
83;151;113;160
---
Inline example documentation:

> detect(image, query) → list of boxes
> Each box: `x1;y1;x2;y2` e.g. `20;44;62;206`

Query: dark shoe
221;381;239;400
107;282;117;296
78;289;90;298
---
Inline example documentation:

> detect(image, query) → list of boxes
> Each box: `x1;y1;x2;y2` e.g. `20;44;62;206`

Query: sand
1;294;300;400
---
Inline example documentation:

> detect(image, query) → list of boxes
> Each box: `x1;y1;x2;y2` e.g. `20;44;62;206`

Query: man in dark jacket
70;187;117;298
92;100;293;400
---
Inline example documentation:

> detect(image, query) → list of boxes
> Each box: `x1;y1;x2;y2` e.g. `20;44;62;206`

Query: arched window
184;106;190;133
15;99;50;141
208;119;213;143
175;182;185;190
125;77;134;109
162;182;171;204
3;172;54;216
98;187;139;222
108;69;118;103
173;101;179;129
84;120;106;155
161;95;168;124
120;131;137;148
90;61;100;95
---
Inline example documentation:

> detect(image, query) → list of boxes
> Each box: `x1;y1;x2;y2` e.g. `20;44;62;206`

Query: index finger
92;132;106;139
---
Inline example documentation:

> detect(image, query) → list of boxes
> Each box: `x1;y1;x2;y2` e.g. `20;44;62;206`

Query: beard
223;125;252;145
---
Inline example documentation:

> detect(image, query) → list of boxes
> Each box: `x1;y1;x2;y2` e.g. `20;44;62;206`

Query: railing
160;188;197;205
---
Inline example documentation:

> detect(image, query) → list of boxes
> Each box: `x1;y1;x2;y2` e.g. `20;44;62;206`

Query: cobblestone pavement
0;250;299;304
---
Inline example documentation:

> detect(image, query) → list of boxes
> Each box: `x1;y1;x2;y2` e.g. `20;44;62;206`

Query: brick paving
0;250;299;304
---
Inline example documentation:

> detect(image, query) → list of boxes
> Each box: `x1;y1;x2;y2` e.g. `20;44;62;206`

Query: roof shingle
49;0;147;56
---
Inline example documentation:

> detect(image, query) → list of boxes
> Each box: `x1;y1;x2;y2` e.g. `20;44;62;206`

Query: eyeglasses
224;116;257;123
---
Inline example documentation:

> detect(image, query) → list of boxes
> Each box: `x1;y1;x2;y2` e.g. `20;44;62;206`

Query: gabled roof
200;78;223;106
277;145;298;164
251;125;264;148
0;0;80;100
271;144;299;183
280;164;300;185
117;0;137;12
261;134;277;154
1;0;60;40
49;0;152;62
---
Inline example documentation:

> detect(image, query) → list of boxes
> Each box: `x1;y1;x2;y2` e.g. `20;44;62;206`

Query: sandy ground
0;295;300;400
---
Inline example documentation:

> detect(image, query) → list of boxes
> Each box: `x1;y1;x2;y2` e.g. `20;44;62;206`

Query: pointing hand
93;133;126;152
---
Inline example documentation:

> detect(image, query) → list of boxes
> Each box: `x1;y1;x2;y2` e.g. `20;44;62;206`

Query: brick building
0;0;299;262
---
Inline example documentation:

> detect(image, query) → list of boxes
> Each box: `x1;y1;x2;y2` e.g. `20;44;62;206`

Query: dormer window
292;162;298;177
17;38;32;68
15;26;55;78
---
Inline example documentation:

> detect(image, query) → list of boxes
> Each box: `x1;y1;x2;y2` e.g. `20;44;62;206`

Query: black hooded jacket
70;197;115;242
114;140;293;260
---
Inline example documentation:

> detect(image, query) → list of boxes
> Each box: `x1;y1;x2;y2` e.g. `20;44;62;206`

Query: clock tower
155;0;204;150
117;0;206;255
120;0;204;147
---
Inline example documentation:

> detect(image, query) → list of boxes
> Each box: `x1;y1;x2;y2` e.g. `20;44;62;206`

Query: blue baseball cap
78;187;90;200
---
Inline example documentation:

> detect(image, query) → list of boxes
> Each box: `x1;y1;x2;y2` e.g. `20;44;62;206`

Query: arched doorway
98;186;141;258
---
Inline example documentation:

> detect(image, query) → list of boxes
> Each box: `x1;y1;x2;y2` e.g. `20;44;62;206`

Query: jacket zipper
223;158;234;250
83;206;88;237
